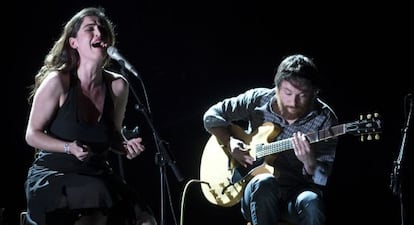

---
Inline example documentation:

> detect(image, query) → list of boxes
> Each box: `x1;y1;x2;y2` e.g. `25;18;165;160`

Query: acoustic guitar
199;113;382;207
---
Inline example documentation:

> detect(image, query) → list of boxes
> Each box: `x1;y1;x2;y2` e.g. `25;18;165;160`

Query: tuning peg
367;114;372;119
375;134;380;140
360;135;364;142
367;134;373;141
374;112;379;118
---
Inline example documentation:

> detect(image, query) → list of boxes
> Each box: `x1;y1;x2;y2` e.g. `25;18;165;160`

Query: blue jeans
241;173;325;225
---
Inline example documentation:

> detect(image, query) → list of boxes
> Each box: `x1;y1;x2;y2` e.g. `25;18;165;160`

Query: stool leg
20;211;27;225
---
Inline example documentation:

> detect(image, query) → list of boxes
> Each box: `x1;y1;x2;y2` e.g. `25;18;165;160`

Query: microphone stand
119;64;184;225
390;93;413;225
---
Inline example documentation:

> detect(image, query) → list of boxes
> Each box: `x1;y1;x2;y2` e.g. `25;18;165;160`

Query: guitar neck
255;124;346;158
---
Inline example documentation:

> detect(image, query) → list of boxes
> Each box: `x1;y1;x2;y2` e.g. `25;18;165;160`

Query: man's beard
279;104;307;121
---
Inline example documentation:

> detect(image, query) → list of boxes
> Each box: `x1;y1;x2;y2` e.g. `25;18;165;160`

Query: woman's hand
123;137;145;159
67;141;90;161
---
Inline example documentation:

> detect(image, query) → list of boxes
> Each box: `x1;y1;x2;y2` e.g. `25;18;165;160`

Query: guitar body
199;122;279;207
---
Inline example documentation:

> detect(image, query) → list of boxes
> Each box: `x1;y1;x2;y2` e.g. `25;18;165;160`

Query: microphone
107;46;141;79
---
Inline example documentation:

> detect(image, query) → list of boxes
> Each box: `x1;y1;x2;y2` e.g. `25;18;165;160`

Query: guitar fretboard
255;124;346;158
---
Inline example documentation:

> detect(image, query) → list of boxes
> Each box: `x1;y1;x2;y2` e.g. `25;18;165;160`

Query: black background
4;1;413;225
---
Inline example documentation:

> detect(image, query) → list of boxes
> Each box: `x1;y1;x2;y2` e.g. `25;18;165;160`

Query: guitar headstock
346;113;382;142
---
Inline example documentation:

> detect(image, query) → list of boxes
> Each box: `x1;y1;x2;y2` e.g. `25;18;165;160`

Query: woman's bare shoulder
104;69;128;94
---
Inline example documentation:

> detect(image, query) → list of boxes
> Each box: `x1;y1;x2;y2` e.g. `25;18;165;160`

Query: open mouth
92;42;102;48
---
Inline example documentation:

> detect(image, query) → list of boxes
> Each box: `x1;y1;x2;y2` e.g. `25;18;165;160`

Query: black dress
24;75;149;225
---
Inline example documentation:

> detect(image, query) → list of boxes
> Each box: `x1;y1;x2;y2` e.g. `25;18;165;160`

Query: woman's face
69;16;108;63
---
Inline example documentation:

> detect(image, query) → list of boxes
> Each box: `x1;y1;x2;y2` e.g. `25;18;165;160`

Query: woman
24;7;156;225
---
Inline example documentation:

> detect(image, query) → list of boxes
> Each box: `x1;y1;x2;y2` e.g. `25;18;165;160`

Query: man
203;54;338;225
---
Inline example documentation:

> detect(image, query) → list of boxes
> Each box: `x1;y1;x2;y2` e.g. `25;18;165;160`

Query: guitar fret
256;139;293;158
308;125;345;143
256;125;347;158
